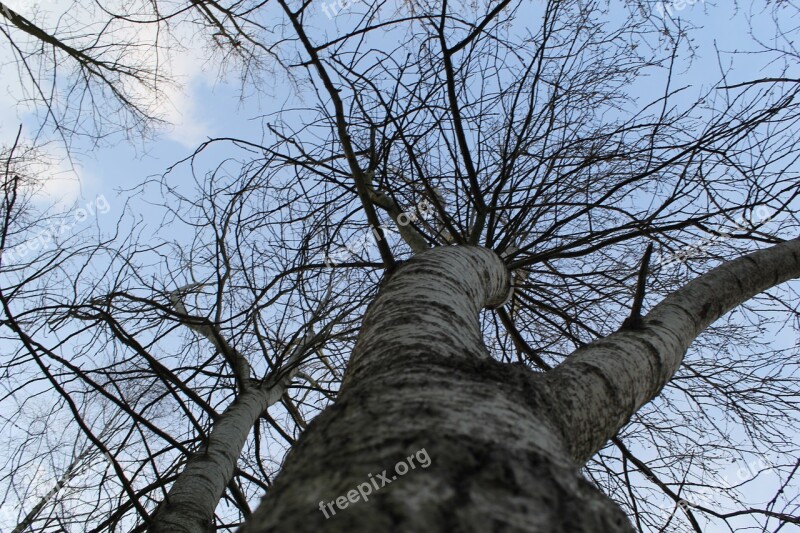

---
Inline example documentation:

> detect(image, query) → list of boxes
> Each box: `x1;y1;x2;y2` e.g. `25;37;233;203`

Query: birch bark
239;239;800;532
547;236;800;464
148;347;305;533
240;245;628;531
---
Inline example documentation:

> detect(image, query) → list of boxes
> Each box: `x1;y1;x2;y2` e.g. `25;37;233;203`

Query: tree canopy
0;0;798;531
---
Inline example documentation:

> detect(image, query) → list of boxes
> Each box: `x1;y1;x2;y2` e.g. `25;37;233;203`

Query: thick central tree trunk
239;239;799;532
240;245;634;532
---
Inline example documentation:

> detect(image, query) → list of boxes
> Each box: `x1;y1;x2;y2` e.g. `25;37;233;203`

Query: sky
0;0;798;531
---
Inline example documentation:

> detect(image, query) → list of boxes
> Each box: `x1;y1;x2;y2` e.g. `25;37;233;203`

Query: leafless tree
1;1;799;532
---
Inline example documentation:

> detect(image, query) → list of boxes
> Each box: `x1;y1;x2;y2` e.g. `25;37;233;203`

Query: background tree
0;0;798;531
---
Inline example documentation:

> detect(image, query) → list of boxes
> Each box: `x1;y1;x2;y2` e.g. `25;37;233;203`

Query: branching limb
620;242;654;330
169;282;252;392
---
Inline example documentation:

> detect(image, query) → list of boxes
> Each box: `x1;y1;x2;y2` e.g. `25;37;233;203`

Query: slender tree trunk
148;388;276;533
238;240;800;532
149;362;302;533
547;235;800;464
11;449;91;533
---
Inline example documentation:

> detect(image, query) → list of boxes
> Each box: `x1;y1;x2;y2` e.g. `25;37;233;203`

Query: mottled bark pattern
241;245;633;532
241;240;800;532
150;388;276;533
548;237;800;463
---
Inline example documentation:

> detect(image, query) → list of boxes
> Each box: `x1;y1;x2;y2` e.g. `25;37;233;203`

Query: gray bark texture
148;388;275;533
240;245;634;532
149;355;303;533
185;240;799;532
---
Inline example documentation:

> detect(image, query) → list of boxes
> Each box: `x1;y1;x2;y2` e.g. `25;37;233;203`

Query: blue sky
0;0;798;531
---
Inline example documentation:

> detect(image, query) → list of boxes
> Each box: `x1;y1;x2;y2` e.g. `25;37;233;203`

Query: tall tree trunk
148;388;275;533
149;359;302;533
238;239;800;532
11;448;91;533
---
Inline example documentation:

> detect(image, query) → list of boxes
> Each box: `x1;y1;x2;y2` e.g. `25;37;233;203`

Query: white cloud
9;141;96;209
0;0;225;216
156;52;215;148
0;0;217;153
